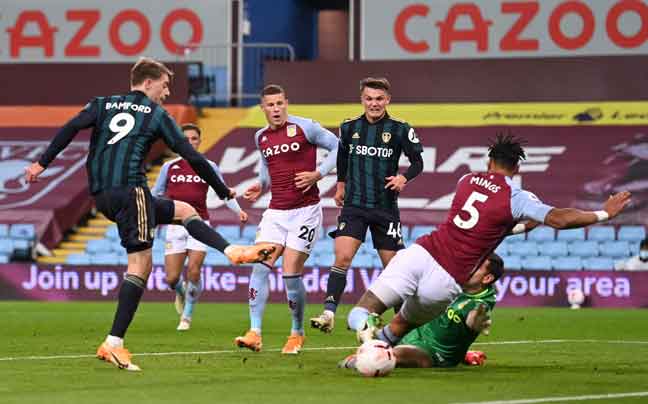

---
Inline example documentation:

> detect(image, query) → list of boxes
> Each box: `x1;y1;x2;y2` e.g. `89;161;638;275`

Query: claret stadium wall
0;0;647;308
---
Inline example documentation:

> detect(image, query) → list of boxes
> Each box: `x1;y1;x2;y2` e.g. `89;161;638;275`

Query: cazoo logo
0;141;88;209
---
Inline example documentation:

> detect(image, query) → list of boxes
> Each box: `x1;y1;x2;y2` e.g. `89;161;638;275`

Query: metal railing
177;42;295;106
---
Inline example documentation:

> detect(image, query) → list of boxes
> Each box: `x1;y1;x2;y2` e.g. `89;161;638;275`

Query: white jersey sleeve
152;161;171;196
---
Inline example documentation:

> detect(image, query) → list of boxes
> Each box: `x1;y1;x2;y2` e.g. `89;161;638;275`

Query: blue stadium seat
204;252;230;266
587;226;616;242
153;251;165;266
0;254;9;264
241;224;258;241
118;255;129;265
617;226;646;243
0;238;14;254
400;224;410;241
552;256;583;271
503;255;521;270
315;252;335;267
409;225;436;240
583;257;614;270
105;225;120;240
522;256;551;270
506;232;526;243
528;226;555;242
372;255;384;268
352;254;374;268
509;241;538;257
494;243;508;257
216;225;241;240
600;241;631;258
9;224;35;240
540;241;568;257
156;226;167;240
314;239;334;255
557;228;585;241
91;253;121;265
66;253;91;265
0;224;8;238
567;241;599;257
86;239;113;254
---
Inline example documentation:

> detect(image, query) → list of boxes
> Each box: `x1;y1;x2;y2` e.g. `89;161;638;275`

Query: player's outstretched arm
26;100;98;182
544;191;631;229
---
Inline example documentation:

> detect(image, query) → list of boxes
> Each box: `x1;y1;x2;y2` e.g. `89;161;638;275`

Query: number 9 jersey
416;172;553;284
39;92;193;195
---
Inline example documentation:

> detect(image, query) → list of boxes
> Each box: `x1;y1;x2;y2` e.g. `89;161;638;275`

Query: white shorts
368;243;462;326
256;203;322;254
164;222;209;255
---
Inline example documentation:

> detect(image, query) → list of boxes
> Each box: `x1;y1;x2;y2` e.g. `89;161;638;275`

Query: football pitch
1;302;647;404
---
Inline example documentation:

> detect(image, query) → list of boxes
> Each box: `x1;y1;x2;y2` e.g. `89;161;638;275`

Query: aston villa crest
287;125;297;137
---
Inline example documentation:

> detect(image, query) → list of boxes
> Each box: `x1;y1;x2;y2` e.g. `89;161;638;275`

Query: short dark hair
641;238;648;249
488;132;527;170
130;57;173;87
181;123;201;137
486;253;504;283
260;84;286;98
360;77;390;94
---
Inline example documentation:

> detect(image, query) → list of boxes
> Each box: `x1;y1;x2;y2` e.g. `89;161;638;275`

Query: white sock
106;335;123;348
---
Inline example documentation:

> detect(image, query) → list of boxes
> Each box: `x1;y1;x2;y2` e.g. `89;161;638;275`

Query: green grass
1;302;648;404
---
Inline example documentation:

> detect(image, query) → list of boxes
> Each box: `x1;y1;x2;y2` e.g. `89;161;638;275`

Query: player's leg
163;224;189;316
235;208;286;351
171;200;275;264
96;186;157;371
177;248;206;330
371;209;405;314
280;247;309;354
311;207;367;333
348;244;427;342
280;204;320;354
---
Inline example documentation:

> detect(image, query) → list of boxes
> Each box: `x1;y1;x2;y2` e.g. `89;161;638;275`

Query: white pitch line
0;339;646;363
452;391;648;404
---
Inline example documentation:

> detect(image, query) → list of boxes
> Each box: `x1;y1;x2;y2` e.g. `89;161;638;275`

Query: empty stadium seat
557;228;585;241
400;224;410;241
521;256;551;270
91;253;121;265
617;226;646;243
105;225;120;240
314;239;334;255
600;241;631;258
66;253;91;265
86;239;113;254
552;256;583;271
215;225;241;240
528;226;555;242
494;243;508;257
583;257;614;270
409;225;436;240
314;252;335;267
540;241;568;257
0;224;8;238
241;224;258;241
204;252;230;266
587;226;616;242
0;254;9;264
153;251;165;266
352;254;374;268
509;241;538;256
0;238;13;254
502;255;520;270
9;224;35;240
506;232;526;243
567;241;599;257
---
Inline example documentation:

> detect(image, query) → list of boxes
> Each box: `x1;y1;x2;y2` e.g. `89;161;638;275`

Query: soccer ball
567;288;585;309
354;340;396;377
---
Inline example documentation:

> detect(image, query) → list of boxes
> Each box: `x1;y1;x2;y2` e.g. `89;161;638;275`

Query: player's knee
174;200;196;221
334;253;354;268
165;273;180;287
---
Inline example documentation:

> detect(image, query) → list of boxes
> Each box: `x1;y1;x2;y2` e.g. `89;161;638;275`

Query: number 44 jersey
416;172;553;284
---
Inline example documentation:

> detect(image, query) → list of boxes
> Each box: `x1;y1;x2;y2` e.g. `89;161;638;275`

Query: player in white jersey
234;84;339;354
153;124;248;330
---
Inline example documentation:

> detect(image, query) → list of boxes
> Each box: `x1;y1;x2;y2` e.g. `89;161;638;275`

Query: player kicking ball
152;123;248;331
339;254;501;370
